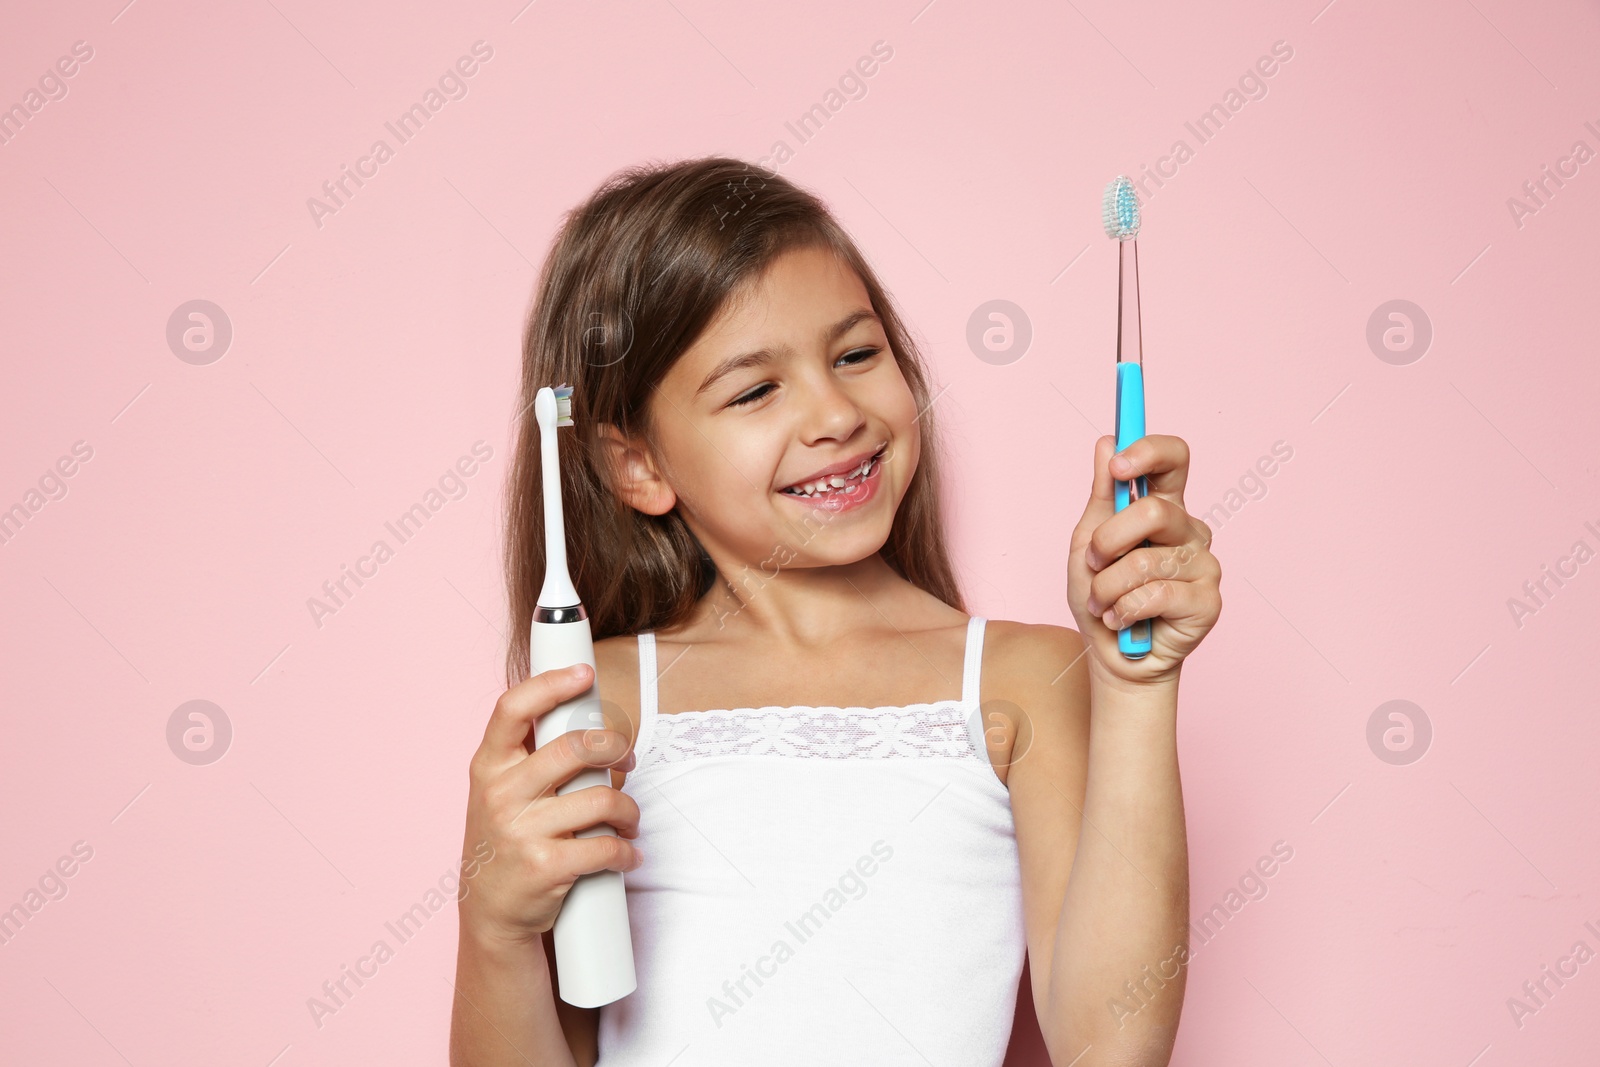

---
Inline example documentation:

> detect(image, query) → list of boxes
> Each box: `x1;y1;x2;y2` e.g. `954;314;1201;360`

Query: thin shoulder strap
634;632;659;764
960;616;987;707
637;631;658;717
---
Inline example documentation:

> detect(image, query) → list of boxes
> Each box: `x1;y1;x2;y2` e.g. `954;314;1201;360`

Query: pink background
3;0;1598;1063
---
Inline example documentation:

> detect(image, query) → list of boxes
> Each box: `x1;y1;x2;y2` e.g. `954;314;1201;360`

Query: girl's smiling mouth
777;443;887;512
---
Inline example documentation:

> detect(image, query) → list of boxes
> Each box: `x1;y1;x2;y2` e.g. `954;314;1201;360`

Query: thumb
1088;434;1119;508
1073;435;1118;548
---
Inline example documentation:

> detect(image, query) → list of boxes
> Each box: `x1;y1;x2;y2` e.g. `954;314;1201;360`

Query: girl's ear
597;423;677;516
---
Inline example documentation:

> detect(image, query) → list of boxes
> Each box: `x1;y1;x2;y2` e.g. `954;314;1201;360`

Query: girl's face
634;244;922;573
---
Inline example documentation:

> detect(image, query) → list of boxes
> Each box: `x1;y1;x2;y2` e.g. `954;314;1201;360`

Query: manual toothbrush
1102;176;1154;659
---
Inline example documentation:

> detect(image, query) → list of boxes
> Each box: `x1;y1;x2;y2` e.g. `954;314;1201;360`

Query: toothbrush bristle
552;383;574;427
1101;176;1140;241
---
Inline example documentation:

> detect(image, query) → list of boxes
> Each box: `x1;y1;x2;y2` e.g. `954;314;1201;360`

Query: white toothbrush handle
530;616;638;1008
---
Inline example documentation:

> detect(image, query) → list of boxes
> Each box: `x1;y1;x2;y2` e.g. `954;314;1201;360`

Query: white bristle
553;384;574;427
1101;176;1141;241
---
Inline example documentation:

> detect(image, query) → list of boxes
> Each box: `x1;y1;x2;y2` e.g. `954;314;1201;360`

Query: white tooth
829;476;846;487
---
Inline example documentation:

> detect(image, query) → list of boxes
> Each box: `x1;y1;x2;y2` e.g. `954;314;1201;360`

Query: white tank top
595;616;1027;1065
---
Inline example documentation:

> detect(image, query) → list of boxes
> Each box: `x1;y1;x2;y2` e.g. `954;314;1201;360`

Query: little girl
450;157;1221;1067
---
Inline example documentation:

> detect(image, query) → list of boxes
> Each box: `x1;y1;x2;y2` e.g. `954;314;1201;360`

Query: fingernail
570;663;590;678
1103;609;1119;629
1111;454;1130;475
630;848;645;870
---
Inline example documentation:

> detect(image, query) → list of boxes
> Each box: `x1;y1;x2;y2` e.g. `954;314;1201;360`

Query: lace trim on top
634;618;989;769
648;704;979;765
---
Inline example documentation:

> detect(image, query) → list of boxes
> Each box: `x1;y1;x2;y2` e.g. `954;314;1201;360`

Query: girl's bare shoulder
981;619;1088;694
972;620;1091;791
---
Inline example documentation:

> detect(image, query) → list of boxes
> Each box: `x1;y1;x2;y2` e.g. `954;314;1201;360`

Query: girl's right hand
458;662;643;948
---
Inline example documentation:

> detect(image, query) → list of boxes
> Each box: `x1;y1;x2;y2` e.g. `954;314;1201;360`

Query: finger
477;664;596;771
537;784;643;841
1086;435;1118;508
552;832;644;883
1086;495;1193;571
1109;433;1190;501
1102;577;1208;631
1086;543;1203;615
502;726;637;810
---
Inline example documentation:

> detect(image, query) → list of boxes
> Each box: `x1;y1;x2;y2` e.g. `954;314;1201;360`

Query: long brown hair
503;156;966;686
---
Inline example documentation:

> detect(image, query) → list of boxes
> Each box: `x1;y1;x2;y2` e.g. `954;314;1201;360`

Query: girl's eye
729;383;774;407
727;348;880;408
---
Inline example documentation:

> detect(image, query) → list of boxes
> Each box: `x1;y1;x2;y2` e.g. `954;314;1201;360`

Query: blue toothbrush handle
1113;361;1153;658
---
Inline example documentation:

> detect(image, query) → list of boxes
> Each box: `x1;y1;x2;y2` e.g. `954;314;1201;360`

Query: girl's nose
800;373;866;443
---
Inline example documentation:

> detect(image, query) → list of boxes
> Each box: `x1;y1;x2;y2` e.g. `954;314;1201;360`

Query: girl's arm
450;663;644;1066
1025;653;1187;1063
997;624;1188;1067
449;922;583;1067
1009;433;1219;1065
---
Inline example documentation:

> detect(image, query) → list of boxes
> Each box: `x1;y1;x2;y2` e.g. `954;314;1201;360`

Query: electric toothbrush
530;383;638;1007
1102;176;1153;659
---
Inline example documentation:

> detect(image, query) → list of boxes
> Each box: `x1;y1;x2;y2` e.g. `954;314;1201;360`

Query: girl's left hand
1067;433;1223;689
